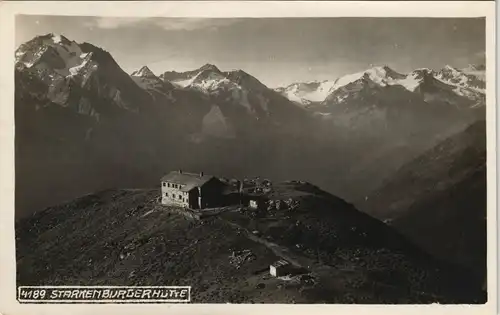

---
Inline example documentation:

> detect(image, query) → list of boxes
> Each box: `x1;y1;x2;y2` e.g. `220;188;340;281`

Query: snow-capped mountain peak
131;66;156;78
366;65;405;80
276;80;337;106
15;33;153;113
51;33;62;43
198;63;220;72
276;65;408;107
224;69;268;91
331;65;406;90
44;33;72;45
443;64;459;71
159;64;293;118
436;65;485;91
48;33;74;45
130;65;175;97
396;71;425;92
15;33;98;80
160;63;222;88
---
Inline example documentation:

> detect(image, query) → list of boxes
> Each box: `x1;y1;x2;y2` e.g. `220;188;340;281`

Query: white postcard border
0;1;496;315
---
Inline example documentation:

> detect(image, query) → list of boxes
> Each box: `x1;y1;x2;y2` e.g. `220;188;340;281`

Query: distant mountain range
15;34;307;137
14;33;487;282
276;64;485;109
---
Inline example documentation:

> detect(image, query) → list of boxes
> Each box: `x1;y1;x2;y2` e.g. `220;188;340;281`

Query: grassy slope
16;186;485;304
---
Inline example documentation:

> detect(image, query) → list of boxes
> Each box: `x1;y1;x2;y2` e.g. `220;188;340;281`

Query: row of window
162;182;182;189
164;192;188;203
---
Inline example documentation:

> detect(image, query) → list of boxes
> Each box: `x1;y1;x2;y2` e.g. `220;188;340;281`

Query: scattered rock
229;249;255;268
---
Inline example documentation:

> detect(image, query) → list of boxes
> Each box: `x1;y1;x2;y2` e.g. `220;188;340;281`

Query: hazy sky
16;16;485;87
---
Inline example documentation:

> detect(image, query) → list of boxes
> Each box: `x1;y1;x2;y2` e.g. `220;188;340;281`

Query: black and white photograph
0;0;496;312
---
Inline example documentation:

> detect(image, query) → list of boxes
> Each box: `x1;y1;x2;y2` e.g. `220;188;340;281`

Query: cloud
85;17;238;31
154;18;238;31
89;17;145;29
473;50;486;65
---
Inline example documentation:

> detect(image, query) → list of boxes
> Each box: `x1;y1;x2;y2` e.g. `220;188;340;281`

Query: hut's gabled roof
271;260;290;268
161;171;217;192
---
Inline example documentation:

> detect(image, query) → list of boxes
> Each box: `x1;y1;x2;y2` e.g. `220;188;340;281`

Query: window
178;195;182;200
162;182;166;187
165;192;168;197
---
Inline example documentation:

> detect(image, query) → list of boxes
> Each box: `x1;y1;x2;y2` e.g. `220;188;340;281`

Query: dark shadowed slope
16;183;485;303
393;165;486;286
361;120;487;283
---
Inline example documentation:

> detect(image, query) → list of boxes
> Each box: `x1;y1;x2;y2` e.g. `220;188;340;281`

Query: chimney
179;170;183;174
200;172;204;177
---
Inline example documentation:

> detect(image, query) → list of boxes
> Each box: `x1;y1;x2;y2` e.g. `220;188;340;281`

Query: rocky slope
16;182;485;303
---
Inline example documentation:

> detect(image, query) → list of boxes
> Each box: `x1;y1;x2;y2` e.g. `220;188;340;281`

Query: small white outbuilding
270;259;291;277
249;200;258;209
